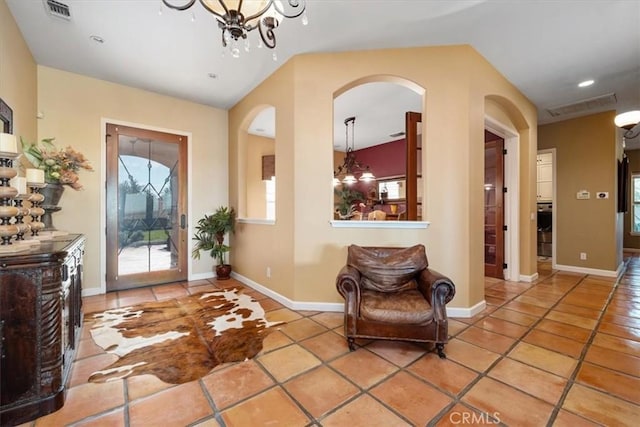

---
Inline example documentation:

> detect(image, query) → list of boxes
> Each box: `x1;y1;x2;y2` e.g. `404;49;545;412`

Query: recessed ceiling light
89;35;104;44
578;79;594;88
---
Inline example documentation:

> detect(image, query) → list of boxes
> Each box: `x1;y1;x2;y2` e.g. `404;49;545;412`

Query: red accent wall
345;138;406;202
355;138;406;178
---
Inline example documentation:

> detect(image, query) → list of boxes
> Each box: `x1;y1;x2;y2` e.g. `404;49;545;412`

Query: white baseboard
81;270;482;318
82;287;103;297
519;272;539;282
447;300;486;318
232;272;480;317
189;271;215;281
553;263;622;278
232;272;344;312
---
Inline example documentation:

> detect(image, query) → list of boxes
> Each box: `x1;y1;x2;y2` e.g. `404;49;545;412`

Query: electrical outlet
266;267;271;278
580;252;587;260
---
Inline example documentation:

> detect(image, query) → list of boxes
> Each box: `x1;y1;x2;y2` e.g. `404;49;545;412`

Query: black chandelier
333;117;375;186
161;0;307;58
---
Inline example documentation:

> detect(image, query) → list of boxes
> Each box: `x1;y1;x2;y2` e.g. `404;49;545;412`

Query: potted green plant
192;206;236;280
334;187;364;219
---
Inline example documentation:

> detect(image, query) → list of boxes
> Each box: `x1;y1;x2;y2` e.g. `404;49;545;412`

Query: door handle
180;214;186;229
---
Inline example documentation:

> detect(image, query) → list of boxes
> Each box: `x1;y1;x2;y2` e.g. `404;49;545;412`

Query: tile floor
21;255;640;426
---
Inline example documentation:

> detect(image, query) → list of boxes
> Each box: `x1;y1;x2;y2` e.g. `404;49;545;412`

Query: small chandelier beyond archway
333;117;376;186
161;0;308;59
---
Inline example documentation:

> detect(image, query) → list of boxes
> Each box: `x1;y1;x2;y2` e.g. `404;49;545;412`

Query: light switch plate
577;190;590;200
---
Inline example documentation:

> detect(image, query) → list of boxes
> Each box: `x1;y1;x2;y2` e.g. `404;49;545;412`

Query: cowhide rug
87;288;280;384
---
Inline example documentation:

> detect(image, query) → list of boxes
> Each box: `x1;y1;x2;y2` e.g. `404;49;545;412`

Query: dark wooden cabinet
0;234;85;426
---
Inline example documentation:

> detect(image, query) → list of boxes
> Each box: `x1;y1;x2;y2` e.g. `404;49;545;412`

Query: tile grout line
428;268;601;425
72;269;636;426
423;269;569;425
195;377;227;427
546;262;629;426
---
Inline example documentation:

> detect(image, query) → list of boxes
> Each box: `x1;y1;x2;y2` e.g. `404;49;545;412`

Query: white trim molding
553;262;624;278
82;288;103;297
485;115;521;282
447;300;486;318
330;220;430;229
233;272;479;317
232;272;344;312
238;218;276;225
519;272;539;283
190;271;215;281
99;118;193;294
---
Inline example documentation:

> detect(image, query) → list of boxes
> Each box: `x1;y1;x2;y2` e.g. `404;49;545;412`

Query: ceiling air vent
546;93;617;118
44;0;71;20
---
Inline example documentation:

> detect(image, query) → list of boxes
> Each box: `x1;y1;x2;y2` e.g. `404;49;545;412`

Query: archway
237;105;276;220
333;77;425;221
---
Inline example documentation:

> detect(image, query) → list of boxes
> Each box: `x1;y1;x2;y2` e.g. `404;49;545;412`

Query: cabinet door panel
539;164;552;181
539;181;553;201
0;272;39;403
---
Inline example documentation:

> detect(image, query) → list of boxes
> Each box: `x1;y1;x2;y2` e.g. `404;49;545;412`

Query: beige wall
230;45;537;310
538;111;622;272
0;0;37;142
246;134;275;218
623;149;640;249
231;62;296;301
37;66;228;294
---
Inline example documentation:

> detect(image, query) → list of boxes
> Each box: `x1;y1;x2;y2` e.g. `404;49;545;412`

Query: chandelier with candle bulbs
333;117;376;186
161;0;308;58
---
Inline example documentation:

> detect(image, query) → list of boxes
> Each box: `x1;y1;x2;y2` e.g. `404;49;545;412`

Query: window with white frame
378;179;405;201
266;177;276;220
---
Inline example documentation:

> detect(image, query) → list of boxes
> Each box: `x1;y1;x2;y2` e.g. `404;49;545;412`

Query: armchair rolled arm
336;265;362;320
336;265;361;298
417;268;456;320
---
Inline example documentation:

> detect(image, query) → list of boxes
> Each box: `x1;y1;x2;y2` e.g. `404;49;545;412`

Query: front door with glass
105;123;188;291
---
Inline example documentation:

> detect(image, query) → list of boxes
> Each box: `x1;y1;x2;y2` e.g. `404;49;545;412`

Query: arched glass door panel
106;123;188;291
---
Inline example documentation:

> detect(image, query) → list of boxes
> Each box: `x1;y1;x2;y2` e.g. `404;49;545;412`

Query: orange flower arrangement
21;137;93;190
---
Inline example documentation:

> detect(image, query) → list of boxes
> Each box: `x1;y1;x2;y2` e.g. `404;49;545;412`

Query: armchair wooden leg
347;337;356;351
436;343;446;359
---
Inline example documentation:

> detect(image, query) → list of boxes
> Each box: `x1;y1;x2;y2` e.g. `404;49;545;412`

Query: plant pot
41;183;65;207
40;183;65;231
215;264;232;280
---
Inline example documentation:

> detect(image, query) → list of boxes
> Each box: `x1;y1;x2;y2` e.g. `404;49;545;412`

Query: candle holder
13;194;31;241
28;183;46;237
0;151;25;252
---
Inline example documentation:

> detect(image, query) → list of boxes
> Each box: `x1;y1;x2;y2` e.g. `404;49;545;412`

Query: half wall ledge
330;220;430;229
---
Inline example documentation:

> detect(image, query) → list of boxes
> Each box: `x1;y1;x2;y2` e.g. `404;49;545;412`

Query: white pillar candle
10;176;27;195
26;168;45;184
0;133;17;153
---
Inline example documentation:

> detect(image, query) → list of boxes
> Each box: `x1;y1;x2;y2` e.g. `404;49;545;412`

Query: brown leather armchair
336;244;456;358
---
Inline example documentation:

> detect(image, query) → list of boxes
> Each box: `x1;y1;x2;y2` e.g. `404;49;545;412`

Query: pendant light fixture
333;117;376;186
615;110;640;140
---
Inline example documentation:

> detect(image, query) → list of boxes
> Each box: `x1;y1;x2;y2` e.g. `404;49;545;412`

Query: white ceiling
6;0;640;148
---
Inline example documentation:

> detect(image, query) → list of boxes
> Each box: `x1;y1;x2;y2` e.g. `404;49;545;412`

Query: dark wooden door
405;111;422;220
484;132;505;279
